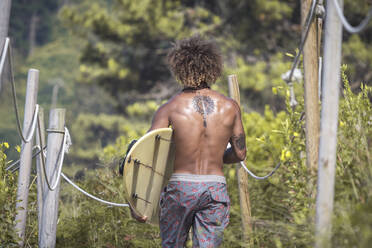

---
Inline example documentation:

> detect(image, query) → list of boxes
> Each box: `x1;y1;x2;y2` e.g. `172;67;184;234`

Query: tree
60;0;221;110
9;0;58;55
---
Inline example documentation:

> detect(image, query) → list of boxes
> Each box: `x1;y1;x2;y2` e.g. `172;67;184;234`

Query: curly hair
167;35;222;88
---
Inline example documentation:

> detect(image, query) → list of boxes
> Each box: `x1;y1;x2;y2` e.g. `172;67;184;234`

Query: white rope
2;37;40;143
0;37;9;78
227;143;281;179
61;172;129;207
50;127;68;189
38;127;128;207
40;126;67;191
332;0;372;34
240;161;282;180
22;104;40;143
8;131;129;207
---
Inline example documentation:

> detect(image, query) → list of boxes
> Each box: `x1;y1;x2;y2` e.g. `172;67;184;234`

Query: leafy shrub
0;143;40;247
0;142;19;246
240;69;372;247
332;67;372;248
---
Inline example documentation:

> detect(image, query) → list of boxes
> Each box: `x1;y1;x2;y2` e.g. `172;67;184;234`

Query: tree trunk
28;12;39;57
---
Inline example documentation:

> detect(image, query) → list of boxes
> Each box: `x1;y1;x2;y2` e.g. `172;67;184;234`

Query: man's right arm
223;104;246;164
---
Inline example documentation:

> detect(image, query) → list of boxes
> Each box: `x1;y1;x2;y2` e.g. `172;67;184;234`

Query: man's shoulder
163;92;182;107
211;91;240;112
157;92;183;113
216;92;238;105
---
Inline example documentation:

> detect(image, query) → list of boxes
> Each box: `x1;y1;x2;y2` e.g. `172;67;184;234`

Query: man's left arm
148;103;170;132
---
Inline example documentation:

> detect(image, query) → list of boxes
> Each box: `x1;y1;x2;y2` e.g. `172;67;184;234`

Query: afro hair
167;35;222;88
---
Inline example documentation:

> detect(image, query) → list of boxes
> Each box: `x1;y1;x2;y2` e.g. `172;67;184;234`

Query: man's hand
129;205;148;223
119;140;137;175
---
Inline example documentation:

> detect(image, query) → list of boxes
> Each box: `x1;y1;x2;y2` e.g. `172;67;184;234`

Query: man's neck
182;82;210;92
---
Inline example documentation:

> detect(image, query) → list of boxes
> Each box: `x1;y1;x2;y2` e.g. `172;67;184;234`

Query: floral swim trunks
159;174;230;248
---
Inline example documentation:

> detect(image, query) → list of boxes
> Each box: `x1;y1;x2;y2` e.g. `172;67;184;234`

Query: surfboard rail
122;128;175;225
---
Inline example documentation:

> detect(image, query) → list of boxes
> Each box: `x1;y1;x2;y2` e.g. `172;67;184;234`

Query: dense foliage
0;143;19;247
0;143;38;247
58;0;372;110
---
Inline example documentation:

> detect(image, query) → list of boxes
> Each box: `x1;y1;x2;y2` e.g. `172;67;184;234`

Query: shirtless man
132;35;246;247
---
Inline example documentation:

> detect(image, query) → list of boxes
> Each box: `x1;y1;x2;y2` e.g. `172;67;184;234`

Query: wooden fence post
301;0;321;171
40;108;65;248
36;107;46;245
14;69;39;246
315;0;343;247
0;0;11;47
228;74;252;244
0;0;12;93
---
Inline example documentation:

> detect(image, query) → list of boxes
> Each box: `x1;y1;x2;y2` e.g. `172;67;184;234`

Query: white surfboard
122;128;175;225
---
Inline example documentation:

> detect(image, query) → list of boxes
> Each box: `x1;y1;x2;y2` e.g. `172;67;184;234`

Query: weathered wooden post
0;38;10;84
0;0;11;51
14;69;39;245
35;107;46;245
301;0;321;171
228;74;252;244
0;0;12;93
40;108;65;248
315;0;343;247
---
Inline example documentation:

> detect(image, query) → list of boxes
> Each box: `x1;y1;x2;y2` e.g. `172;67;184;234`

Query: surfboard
122;128;175;225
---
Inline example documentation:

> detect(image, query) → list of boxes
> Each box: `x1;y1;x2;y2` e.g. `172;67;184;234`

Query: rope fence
1;38;41;144
240;161;282;180
8;124;130;207
61;173;129;207
332;0;372;34
1;37;130;209
39;126;68;191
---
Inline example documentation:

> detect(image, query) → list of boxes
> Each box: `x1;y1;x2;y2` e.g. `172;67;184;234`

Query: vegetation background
0;0;371;247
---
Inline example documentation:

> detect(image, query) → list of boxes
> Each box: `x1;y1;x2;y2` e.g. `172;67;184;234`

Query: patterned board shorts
159;174;230;248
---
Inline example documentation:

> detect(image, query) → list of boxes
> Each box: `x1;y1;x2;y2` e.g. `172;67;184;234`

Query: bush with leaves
239;70;372;247
331;67;372;248
0;143;19;246
0;142;40;247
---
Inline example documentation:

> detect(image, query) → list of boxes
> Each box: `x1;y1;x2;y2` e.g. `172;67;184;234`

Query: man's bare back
148;87;246;176
128;35;247;247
